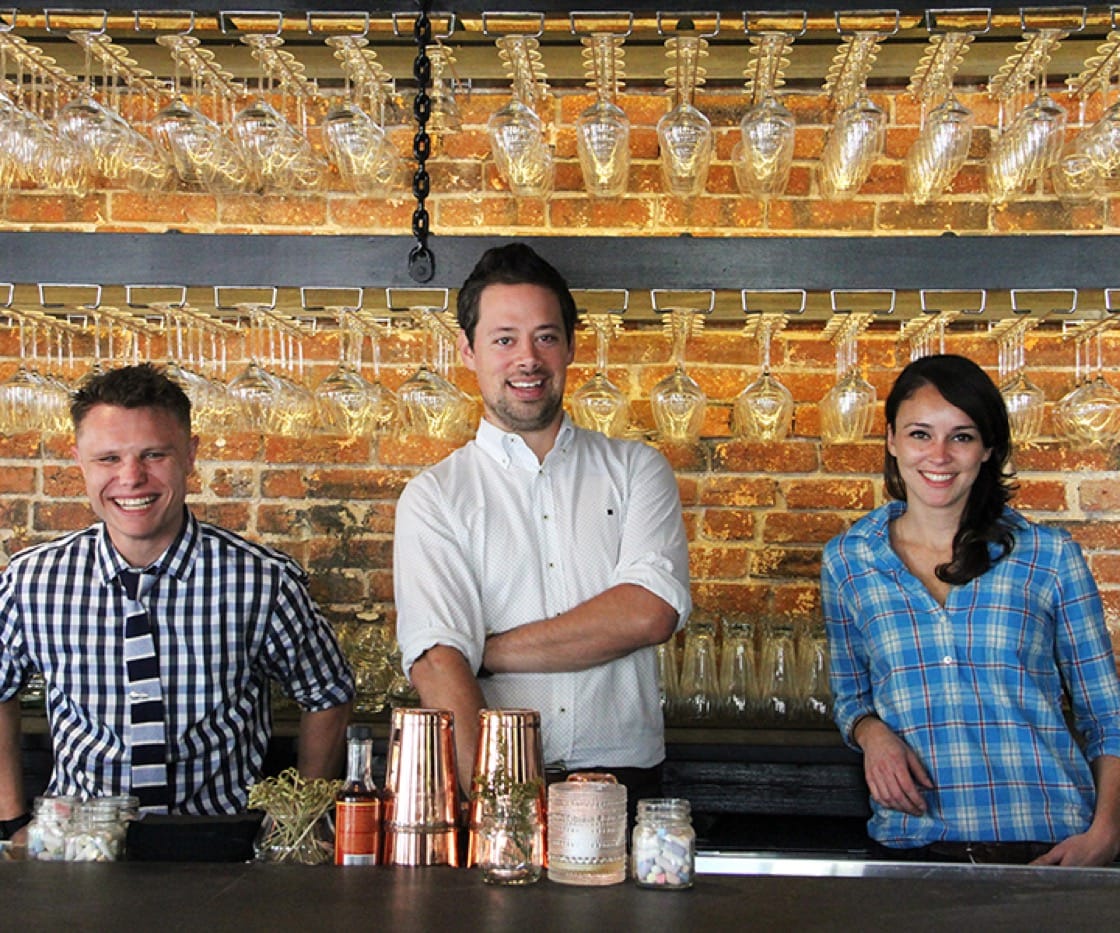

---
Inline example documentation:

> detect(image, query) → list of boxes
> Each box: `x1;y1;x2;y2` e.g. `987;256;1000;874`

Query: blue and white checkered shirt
823;501;1120;847
0;510;355;814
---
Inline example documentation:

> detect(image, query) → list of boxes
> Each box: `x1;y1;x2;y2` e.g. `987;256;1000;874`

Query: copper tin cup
467;708;546;867
382;707;460;866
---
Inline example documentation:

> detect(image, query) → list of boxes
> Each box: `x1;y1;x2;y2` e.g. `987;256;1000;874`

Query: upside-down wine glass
649;293;710;444
733;31;796;198
570;292;629;437
732;306;795;442
819;310;876;445
488;33;554;199
396;299;474;441
993;316;1046;446
1054;324;1120;449
657;33;712;197
575;28;630;198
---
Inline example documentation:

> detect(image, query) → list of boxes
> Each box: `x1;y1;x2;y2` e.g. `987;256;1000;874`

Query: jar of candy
631;798;695;889
26;796;78;861
64;800;125;862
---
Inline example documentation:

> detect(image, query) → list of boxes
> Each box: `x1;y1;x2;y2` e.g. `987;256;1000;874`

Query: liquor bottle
334;724;381;865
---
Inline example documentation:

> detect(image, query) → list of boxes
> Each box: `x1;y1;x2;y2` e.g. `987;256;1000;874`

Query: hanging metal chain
409;2;435;283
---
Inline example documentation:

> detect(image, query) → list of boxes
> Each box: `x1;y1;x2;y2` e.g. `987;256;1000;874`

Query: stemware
733;30;797;198
395;296;474;441
819;94;886;199
903;28;976;204
575;31;630;198
905;95;974;204
1054;325;1120;449
324;35;403;198
570;293;629;437
987;91;1066;202
819;310;876;445
657;35;712;197
992;315;1045;446
732;307;794;442
649;293;710;444
489;34;554;199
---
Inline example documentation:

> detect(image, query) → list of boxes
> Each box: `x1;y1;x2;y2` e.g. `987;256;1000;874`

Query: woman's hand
855;715;934;817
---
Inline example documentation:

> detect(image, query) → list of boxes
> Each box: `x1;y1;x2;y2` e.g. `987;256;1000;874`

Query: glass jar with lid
631;798;695;889
64;800;125;862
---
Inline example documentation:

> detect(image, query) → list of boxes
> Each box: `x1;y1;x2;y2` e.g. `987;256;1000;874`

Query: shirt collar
95;507;201;587
474;414;575;471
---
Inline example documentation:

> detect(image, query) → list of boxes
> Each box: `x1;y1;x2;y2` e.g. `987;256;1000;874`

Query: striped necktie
120;569;170;813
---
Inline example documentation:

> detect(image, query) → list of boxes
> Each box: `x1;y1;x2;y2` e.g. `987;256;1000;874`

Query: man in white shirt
394;243;691;804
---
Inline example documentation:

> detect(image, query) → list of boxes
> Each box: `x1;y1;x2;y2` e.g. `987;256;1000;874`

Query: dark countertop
4;859;1120;932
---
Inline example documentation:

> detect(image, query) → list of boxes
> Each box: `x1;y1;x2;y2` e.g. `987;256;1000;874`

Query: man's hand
855;715;934;817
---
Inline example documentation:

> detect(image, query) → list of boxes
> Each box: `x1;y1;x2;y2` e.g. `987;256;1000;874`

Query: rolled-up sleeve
394;472;487;678
611;445;692;629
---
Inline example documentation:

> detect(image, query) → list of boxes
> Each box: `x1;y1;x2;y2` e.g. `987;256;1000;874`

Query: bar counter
5;858;1120;932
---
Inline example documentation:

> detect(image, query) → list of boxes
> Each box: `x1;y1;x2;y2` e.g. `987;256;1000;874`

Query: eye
495;336;514;347
907;428;930;441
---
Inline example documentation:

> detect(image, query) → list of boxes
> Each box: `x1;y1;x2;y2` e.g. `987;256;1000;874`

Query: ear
885;424;897;458
458;329;476;372
187;434;200;472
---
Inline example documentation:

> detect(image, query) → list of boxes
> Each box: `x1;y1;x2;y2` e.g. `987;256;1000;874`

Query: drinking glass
732;313;793;442
570;304;628;437
650;306;707;444
1074;100;1120;175
657;35;712;197
489;35;554;199
576;33;629;198
718;613;756;722
1054;328;1120;449
757;618;796;722
819;94;886;200
905;95;973;204
734;94;796;198
677;614;719;721
655;638;680;720
994;319;1045;446
397;306;474;441
987;92;1066;203
793;620;831;722
819;315;875;445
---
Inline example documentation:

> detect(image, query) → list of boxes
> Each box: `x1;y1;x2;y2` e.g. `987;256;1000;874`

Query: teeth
511;380;542;389
923;473;953;482
116;496;156;509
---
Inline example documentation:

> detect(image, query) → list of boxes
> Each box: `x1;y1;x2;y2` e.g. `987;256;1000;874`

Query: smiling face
886;382;992;522
458;281;575;457
74;403;198;568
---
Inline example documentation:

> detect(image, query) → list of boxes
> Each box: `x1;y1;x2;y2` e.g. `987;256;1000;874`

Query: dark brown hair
884;354;1017;584
71;363;192;434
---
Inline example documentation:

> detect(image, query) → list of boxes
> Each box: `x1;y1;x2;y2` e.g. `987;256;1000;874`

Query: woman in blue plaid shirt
822;354;1120;866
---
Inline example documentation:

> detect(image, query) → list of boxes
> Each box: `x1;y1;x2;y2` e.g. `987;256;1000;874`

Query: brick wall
1;81;1119;663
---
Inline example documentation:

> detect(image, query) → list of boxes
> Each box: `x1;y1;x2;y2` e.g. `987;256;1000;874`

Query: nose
928;438;951;462
118;455;147;484
516;342;543;369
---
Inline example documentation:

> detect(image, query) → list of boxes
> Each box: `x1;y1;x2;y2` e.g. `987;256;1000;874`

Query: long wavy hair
884;354;1018;585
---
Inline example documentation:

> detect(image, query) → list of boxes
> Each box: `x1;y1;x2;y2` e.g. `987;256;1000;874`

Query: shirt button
942;656;954;665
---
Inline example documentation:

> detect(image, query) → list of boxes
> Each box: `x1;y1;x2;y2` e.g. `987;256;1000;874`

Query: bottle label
335;799;381;866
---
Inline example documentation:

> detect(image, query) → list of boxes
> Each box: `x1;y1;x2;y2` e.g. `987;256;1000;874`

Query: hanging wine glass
232;33;325;194
819;302;877;445
426;43;463;141
488;32;554;199
569;290;629;437
574;24;630;199
324;34;402;198
732;294;799;441
657;33;712;197
733;29;796;198
818;29;888;200
649;291;711;444
314;300;377;436
1054;323;1120;449
991;311;1046;447
904;26;977;204
153;34;250;194
392;291;474;441
986;28;1067;203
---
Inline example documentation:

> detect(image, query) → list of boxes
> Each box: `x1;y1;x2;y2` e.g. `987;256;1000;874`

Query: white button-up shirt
395;415;692;769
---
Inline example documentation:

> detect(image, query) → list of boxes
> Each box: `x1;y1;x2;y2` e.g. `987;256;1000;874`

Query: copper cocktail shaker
466;708;546;867
381;707;460;866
